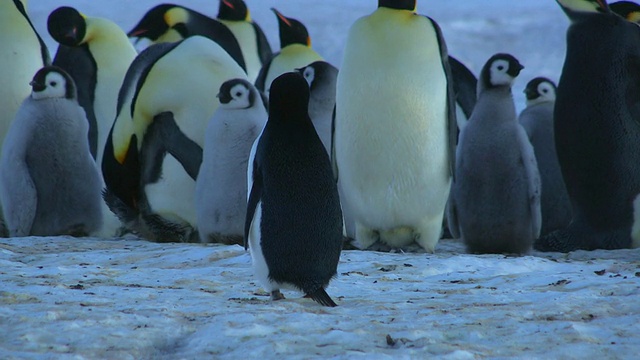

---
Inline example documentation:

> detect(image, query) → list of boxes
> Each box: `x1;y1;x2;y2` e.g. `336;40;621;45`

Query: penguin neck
378;0;416;12
477;87;517;122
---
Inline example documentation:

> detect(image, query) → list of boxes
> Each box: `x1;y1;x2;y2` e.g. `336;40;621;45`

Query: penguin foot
204;233;243;246
271;290;286;301
304;288;338;307
536;227;631;253
142;213;198;243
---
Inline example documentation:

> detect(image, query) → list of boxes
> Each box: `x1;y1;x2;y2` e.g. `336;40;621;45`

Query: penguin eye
542;89;548;93
50;81;57;87
235;91;243;97
497;65;505;71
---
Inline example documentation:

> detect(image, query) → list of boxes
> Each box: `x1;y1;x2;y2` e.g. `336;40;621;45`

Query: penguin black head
128;4;188;40
524;77;557;106
296;61;334;91
218;0;249;21
47;6;87;47
217;78;256;109
610;1;640;22
378;0;417;11
30;66;77;101
480;53;524;90
268;72;310;121
557;0;611;20
271;8;311;48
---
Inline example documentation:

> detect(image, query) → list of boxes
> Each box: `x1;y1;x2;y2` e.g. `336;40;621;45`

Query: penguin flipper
153;112;203;180
445;190;460;240
254;53;276;92
252;22;273;65
13;0;51;66
305;288;338;307
330;104;339;182
516;124;542;239
448;55;477;120
0;156;36;237
245;161;263;250
428;16;458;180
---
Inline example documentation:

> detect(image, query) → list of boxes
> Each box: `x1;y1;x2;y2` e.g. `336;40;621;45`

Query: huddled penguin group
1;0;640;307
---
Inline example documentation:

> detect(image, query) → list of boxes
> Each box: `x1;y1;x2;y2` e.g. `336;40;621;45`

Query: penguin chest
221;21;261;82
335;16;450;223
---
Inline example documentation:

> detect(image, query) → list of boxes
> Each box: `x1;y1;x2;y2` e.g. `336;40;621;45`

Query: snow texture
0;0;636;359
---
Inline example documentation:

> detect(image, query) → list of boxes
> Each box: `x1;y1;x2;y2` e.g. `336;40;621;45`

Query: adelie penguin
0;66;103;237
217;0;273;82
128;3;246;72
536;0;640;252
195;78;266;245
447;54;541;255
245;72;343;307
102;36;247;242
333;0;457;252
519;77;571;238
254;9;323;94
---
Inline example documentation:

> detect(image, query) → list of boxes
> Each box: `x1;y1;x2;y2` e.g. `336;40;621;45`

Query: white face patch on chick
302;65;315;87
537;81;556;102
31;72;67;100
222;83;252;110
489;59;515;87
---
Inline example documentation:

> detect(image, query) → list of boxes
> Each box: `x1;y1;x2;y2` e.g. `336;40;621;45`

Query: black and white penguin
217;0;273;82
195;78;266;245
48;6;137;163
519;77;571;237
449;56;478;133
0;0;50;147
0;66;103;237
245;72;343;307
447;54;541;254
333;0;457;252
254;8;323;94
610;1;640;22
102;36;247;242
127;3;246;72
536;0;640;252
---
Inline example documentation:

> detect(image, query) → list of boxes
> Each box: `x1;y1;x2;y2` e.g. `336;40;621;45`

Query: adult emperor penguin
0;0;50;147
195;78;266;245
610;1;640;22
48;6;137;163
245;72;343;306
296;61;338;154
254;9;324;94
519;77;572;237
127;4;246;72
0;66;103;237
102;36;248;242
447;54;541;254
535;0;640;252
217;0;273;82
333;0;457;252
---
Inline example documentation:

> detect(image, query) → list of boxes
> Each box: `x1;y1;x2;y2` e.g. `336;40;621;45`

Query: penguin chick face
524;77;557;106
218;0;249;21
299;65;316;87
48;6;87;46
218;79;255;110
30;66;76;101
481;53;524;89
269;72;310;121
557;0;610;15
271;8;311;48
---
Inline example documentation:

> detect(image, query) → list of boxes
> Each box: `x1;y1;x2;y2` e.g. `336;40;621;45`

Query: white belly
145;155;197;226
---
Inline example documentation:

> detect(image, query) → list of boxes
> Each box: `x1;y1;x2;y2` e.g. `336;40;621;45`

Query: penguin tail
305;288;338;307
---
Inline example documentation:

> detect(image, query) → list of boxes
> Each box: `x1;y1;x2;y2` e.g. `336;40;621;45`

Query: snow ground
1;237;639;359
5;1;637;359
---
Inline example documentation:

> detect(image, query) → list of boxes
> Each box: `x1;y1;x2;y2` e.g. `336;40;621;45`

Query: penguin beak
128;28;148;38
508;63;524;78
272;8;292;27
218;91;232;104
223;0;234;10
29;80;45;92
64;27;78;43
524;87;538;101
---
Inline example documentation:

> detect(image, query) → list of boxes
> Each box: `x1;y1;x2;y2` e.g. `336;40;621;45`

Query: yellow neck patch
165;7;189;27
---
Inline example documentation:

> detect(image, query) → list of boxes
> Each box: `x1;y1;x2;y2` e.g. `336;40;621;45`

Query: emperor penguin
519;77;572;237
535;0;640;252
296;61;338;154
245;72;343;306
217;0;273;82
333;0;458;252
127;4;246;72
0;66;103;237
102;36;248;242
254;9;324;94
610;1;640;22
195;78;266;245
47;6;137;164
447;54;541;254
449;56;478;133
0;0;50;148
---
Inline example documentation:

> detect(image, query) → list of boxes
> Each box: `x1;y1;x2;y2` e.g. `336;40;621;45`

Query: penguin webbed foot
271;290;286;301
142;213;199;243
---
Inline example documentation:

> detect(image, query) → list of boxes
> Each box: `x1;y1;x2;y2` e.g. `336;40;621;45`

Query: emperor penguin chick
196;78;266;245
519;77;571;237
448;54;541;254
0;66;103;237
245;72;343;307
